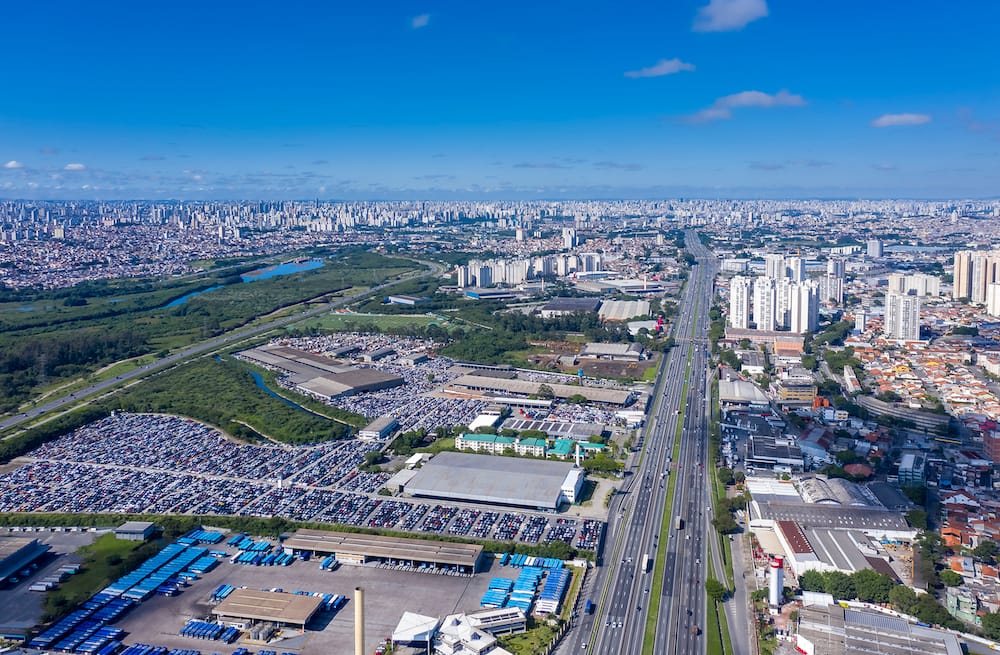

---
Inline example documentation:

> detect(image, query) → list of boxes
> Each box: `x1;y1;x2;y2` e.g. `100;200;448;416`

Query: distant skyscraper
854;309;868;332
562;227;577;251
867;239;884;258
953;250;973;300
885;292;921;341
753;277;777;331
729;276;752;329
764;254;786;280
827;258;846;279
785;256;805;283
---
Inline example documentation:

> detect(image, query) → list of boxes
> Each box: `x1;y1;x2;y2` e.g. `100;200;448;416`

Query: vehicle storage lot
0;528;97;634
115;555;499;655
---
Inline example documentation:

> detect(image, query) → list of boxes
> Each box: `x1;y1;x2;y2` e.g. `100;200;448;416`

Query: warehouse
795;603;961;655
0;537;50;585
282;528;484;573
597;300;650;322
538;297;601;318
578;342;645;362
445;374;633;406
402;451;583;511
296;368;404;400
359;415;399;441
213;588;322;629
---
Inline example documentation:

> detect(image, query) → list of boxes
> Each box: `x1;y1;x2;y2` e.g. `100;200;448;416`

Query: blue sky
1;0;998;199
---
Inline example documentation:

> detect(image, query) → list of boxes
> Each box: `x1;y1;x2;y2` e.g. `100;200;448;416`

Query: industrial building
212;588;322;629
746;434;805;472
296;368;404;400
750;501;916;543
359;415;399;441
597;300;650;322
445;374;633;406
578;342;645;362
0;537;50;585
538;297;601;318
282;528;484;573
114;521;156;542
795;603;962;655
500;417;605;441
718;378;770;410
402;451;584;511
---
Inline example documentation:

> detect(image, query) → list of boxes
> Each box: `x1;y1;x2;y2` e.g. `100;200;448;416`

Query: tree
823;571;855;601
973;541;998;561
983;612;1000;641
939;570;963;587
363;451;383;468
902;486;927;507
536;383;555;400
851;569;894;604
733;471;746;484
705;578;727;603
905;509;928;530
889;585;918;614
711;514;739;534
799;570;826;593
717;467;734;486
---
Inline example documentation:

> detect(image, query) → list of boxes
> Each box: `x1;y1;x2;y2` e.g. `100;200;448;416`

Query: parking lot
114;551;498;655
0;414;605;551
0;528;98;634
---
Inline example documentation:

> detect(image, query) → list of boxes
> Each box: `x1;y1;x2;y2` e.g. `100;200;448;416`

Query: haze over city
4;3;1000;655
1;0;998;199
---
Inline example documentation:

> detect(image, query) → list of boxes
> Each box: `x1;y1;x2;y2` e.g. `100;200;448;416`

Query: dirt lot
115;551;505;655
521;340;660;381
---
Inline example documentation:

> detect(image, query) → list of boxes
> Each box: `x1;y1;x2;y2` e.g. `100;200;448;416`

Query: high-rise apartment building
953;250;973;300
867;239;884;258
827;258;846;279
987;283;1000;318
562;227;577;251
729;276;752;329
885;292;921;341
764;254;786;280
790;281;820;334
786;257;805;283
753;277;777;331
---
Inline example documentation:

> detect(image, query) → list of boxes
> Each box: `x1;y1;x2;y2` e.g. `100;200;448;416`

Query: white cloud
871;113;931;128
624;58;695;79
3;160;23;169
411;13;430;29
64;162;86;171
687;89;805;123
693;0;768;32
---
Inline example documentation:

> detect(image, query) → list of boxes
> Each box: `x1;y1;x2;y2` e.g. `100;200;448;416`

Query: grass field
294;312;442;331
42;533;150;621
499;622;559;655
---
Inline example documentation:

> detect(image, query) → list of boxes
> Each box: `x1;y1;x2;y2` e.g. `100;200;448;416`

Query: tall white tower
769;556;784;607
729;276;752;329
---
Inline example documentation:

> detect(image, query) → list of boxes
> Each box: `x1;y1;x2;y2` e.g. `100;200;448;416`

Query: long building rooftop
212;588;322;627
404;451;577;510
282;528;483;569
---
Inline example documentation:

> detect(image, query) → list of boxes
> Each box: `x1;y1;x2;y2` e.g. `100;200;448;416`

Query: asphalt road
568;231;718;655
0;259;444;435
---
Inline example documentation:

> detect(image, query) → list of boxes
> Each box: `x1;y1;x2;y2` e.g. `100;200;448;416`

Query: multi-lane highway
0;259;444;435
571;231;719;655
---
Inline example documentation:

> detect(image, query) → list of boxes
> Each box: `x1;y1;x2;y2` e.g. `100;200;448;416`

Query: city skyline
1;0;998;199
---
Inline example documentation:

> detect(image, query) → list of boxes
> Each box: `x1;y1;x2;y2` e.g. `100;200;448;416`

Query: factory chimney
355;586;365;655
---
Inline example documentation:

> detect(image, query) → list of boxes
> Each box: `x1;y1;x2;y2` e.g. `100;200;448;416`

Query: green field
106;355;360;443
42;533;158;622
0;251;419;415
294;312;442;332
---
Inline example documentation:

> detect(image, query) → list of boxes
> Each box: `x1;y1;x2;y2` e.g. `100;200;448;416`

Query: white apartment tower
885;292;921;342
729;276;752;329
562;227;577;251
764;254;786;280
790;281;820;334
753;277;778;331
